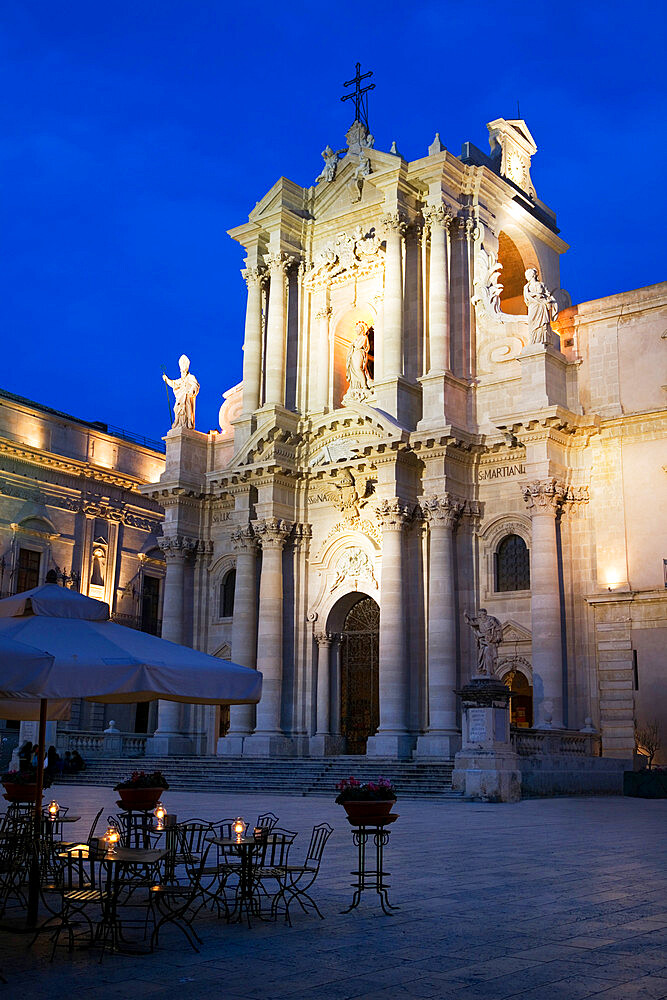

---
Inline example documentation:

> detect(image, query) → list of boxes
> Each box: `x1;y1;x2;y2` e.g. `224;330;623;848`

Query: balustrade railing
511;728;601;757
56;730;147;758
110;612;162;636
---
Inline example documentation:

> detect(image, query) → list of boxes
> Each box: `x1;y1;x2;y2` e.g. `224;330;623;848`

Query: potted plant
335;776;397;822
114;770;169;810
2;767;53;802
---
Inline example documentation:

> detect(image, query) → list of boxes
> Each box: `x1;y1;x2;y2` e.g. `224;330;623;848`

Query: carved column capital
292;523;313;550
419;493;465;530
521;479;567;514
264;251;296;274
379;211;407;238
157;535;197;561
231;525;258;553
241;265;267;289
422;204;454;232
251;517;293;549
314;632;334;649
314;306;332;321
376;497;411;531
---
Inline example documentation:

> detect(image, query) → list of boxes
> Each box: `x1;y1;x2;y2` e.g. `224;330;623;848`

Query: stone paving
1;786;666;1000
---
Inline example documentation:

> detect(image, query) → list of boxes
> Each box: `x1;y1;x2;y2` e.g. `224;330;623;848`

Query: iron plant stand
342;815;399;915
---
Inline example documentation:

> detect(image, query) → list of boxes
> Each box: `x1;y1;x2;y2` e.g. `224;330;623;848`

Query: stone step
56;754;457;799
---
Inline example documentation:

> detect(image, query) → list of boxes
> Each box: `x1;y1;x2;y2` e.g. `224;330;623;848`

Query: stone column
219;526;258;755
240;266;266;414
148;535;196;753
415;494;464;757
315;306;331;411
522;479;566;729
423;205;452;374
243;517;293;756
380;213;406;378
367;498;414;758
314;633;333;736
264;252;294;407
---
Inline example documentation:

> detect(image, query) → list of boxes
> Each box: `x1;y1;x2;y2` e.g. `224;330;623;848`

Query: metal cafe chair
271;822;333;925
251;829;298;918
45;846;112;960
60;806;104;853
0;812;32;916
255;811;279;833
149;829;213;952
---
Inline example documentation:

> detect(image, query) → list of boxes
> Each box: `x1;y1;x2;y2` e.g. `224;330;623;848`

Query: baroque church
143;88;667;763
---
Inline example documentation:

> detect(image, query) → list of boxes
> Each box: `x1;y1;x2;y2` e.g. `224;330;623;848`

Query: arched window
495;534;530;592
219;569;236;618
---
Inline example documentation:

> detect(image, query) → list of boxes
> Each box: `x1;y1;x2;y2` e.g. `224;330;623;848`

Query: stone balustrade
56;730;147;758
511;728;601;757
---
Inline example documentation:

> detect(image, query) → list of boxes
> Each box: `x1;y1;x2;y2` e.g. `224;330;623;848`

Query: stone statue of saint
464;608;503;676
343;322;373;403
163;354;200;429
315;145;345;183
523;267;559;345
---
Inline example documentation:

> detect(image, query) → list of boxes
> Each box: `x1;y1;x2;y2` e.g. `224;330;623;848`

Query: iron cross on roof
341;62;375;130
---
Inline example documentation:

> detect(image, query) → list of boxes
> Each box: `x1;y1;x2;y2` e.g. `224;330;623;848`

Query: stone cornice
0;437;157;493
494;407;599;448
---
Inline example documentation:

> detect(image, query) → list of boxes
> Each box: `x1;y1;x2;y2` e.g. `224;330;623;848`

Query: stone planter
116;787;165;810
623;770;667;799
341;800;396;823
2;782;39;803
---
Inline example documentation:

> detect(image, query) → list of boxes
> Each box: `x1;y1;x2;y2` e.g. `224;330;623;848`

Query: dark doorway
17;548;41;593
141;576;161;635
340;596;380;755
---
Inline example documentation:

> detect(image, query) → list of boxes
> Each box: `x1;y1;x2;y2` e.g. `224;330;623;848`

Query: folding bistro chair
271;822;333;925
149;829;213;952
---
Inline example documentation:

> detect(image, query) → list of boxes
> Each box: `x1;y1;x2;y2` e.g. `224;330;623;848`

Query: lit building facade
0;389;166;740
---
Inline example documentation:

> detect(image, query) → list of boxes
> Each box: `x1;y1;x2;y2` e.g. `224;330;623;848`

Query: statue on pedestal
163;354;200;429
464;608;503;677
523;268;559;345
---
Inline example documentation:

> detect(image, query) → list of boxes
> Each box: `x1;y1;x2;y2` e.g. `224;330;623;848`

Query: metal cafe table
342;814;399;915
208;834;263;925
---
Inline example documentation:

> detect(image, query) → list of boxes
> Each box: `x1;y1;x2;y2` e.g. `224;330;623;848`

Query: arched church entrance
504;669;533;728
338;596;380;755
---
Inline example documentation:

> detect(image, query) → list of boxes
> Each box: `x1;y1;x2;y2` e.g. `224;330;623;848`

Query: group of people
17;740;85;777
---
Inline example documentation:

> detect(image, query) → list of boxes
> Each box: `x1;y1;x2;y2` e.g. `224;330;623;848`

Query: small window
495;534;530;592
219;569;236;618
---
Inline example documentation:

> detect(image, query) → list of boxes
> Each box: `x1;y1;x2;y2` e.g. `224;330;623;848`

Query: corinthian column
240;266;266;414
314;306;332;411
219;526;259;753
314;633;333;736
367;498;414;758
416;494;464;757
522;479;566;729
243;517;293;755
423;205;452;374
264;252;294;406
148;535;196;753
380;213;406;378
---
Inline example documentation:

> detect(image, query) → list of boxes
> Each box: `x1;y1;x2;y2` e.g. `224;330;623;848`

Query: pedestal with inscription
451;677;521;803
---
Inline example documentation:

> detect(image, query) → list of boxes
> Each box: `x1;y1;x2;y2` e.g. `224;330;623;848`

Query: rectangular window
141;576;161;636
17;548;41;593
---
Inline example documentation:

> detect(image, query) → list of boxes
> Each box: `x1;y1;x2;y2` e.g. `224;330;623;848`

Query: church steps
56;755;458;799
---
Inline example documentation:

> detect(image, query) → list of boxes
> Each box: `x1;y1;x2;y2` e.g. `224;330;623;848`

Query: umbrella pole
27;698;47;927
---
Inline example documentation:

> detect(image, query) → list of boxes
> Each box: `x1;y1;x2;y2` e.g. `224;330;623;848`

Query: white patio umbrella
0;579;262;924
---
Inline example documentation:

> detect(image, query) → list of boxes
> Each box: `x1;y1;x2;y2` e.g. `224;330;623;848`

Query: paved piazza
1;788;666;1000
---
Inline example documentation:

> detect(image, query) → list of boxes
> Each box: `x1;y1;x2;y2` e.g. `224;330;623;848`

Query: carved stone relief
330;547;378;593
304;227;384;290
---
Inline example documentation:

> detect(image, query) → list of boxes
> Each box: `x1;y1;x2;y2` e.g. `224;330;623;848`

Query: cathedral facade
145;115;667;762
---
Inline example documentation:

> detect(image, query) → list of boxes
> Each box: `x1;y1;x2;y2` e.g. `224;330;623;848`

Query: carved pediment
304;224;385;290
500;619;532;644
304;405;406;467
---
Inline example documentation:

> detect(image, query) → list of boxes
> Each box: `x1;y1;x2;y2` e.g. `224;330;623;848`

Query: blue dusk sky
2;0;665;444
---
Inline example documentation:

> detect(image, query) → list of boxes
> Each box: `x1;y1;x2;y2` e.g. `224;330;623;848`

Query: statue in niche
464;608;503;676
90;545;105;587
163;354;200;429
523;268;559;345
315;145;345;183
343;321;374;404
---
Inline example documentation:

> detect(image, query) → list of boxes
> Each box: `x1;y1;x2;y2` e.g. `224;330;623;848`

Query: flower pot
117;787;165;811
341;800;396;823
2;782;38;803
